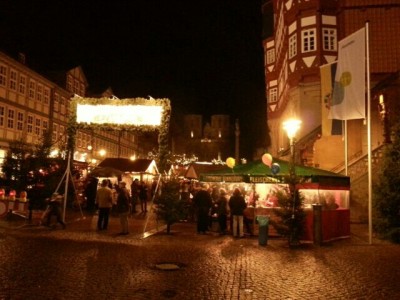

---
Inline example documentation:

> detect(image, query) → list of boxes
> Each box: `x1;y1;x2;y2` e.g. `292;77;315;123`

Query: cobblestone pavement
1;209;400;299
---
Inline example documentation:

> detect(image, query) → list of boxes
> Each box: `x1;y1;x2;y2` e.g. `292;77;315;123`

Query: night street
1;214;400;300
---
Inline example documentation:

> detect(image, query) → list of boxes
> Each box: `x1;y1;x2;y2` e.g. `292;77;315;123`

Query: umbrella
90;167;123;177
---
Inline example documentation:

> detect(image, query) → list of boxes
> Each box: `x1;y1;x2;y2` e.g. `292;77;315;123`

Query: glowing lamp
9;190;16;201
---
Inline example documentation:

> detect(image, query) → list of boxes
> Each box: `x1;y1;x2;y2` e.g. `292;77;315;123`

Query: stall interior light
283;119;301;139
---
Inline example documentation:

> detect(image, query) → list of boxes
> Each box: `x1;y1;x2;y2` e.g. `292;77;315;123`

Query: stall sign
249;176;281;184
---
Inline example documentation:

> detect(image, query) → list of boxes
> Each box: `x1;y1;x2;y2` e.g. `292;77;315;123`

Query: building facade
262;0;400;170
0;51;142;172
172;114;235;162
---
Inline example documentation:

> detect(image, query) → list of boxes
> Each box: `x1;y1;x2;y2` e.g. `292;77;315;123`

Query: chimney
18;53;26;64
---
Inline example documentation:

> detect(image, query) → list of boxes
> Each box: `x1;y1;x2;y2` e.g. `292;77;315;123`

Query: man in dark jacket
229;188;247;237
193;184;212;234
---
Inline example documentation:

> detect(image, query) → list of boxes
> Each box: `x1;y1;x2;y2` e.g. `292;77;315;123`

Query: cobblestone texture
0;210;400;299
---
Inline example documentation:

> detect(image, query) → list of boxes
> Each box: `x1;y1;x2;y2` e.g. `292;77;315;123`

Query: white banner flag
329;27;366;120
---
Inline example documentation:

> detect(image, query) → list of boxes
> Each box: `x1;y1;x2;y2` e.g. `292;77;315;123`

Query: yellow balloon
226;157;235;168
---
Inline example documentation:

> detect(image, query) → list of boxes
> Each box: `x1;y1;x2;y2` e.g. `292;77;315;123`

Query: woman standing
217;188;228;235
229;188;247;238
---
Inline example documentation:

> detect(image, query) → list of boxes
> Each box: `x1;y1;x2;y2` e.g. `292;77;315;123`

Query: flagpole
344;120;348;176
366;21;372;245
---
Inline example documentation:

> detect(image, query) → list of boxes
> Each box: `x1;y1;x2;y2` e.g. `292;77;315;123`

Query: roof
199;159;350;188
97;158;158;174
184;163;226;179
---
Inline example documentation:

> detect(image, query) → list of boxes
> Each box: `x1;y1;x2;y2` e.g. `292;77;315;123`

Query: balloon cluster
261;153;280;175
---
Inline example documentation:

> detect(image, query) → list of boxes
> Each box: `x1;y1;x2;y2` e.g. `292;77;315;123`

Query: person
44;193;66;229
130;178;140;214
139;181;148;213
84;176;98;212
116;181;130;235
192;184;212;234
217;188;229;235
229;188;247;238
95;179;114;231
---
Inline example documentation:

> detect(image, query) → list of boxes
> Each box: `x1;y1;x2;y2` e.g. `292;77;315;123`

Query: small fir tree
153;179;186;234
373;119;400;243
270;185;306;247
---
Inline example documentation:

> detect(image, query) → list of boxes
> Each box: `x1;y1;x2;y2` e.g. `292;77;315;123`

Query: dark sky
0;0;268;159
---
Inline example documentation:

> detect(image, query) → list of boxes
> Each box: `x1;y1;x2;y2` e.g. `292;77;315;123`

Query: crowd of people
188;182;253;238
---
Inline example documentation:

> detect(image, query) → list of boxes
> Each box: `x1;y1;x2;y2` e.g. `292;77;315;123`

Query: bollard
256;215;269;246
312;204;323;246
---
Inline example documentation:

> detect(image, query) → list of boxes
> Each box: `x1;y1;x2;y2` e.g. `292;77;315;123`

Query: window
27;115;33;133
36;84;43;102
266;49;275;64
74;80;79;94
17;112;24;131
269;87;278;103
10;69;17;91
67;75;72;92
43;87;50;104
29;80;36;99
0;106;4;127
35;118;41;135
323;28;337;51
19;75;26;95
54;93;59;112
289;34;297;59
53;124;58;142
0;65;6;86
7;109;15;129
302;28;316;53
42;120;48;135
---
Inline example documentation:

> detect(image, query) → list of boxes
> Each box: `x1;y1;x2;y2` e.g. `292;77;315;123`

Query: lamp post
283;118;301;246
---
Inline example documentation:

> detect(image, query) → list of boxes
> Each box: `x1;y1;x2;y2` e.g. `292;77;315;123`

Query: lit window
269;87;278;103
27;115;33;133
289;34;297;59
302;28;316;53
17;112;24;131
0;106;4;127
35;118;41;135
323;28;337;51
10;69;17;90
266;48;275;64
67;75;72;92
29;80;36;99
0;65;7;86
7;109;15;129
19;75;26;94
43;87;50;105
42;120;48;135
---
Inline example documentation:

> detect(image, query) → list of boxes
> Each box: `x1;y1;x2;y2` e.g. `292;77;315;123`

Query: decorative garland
68;96;171;172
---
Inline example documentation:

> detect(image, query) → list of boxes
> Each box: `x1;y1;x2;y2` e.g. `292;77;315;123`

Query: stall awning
199;159;350;189
97;158;159;175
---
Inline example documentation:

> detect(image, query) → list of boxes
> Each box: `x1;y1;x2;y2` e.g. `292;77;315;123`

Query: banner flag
320;62;342;136
329;27;366;120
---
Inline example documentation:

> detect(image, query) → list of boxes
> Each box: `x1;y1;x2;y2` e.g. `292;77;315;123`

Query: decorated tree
153;179;186;234
270;184;306;247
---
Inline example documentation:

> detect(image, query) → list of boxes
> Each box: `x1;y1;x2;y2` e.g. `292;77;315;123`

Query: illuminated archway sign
68;96;171;171
71;97;169;130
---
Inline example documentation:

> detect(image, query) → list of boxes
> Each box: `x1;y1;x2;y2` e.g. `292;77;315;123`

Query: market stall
199;159;350;242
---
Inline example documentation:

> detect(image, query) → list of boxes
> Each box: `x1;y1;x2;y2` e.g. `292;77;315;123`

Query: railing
335;144;387;181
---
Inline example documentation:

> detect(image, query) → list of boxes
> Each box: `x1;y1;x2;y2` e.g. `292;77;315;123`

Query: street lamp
283;119;301;184
283;118;301;246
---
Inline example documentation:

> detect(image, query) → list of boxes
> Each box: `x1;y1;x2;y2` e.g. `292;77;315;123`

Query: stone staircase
335;144;386;223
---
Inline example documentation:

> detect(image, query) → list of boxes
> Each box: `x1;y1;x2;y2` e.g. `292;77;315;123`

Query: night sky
0;0;269;159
